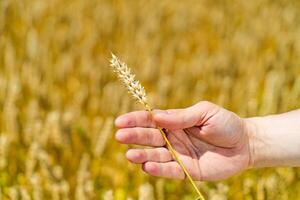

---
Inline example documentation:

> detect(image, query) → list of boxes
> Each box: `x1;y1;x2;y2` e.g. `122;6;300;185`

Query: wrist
244;117;269;169
245;114;300;168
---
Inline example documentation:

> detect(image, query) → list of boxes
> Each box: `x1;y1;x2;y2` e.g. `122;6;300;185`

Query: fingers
152;106;199;130
115;127;166;147
115;109;183;129
115;111;156;128
153;101;218;130
126;148;173;163
115;101;218;130
142;161;185;179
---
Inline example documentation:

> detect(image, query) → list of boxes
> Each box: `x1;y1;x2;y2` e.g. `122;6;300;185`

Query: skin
115;101;300;181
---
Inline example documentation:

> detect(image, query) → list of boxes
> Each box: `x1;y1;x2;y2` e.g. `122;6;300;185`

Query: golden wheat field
1;0;300;199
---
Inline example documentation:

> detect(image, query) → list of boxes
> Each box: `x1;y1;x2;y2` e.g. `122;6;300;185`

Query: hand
115;101;251;181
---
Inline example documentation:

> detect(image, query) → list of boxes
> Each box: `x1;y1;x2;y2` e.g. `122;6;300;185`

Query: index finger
115;110;156;128
115;109;183;129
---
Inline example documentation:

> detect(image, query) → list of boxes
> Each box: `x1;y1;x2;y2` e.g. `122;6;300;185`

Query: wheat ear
110;53;205;200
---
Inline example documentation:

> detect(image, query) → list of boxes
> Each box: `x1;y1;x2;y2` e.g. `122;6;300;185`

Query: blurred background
1;0;300;199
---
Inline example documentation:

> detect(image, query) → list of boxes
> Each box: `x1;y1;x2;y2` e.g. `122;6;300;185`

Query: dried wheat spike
109;53;205;200
110;53;149;108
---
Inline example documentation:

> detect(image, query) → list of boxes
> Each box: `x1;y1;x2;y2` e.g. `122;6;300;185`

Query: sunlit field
1;0;300;199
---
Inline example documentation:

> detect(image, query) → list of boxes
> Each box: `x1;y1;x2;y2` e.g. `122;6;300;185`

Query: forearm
245;109;300;168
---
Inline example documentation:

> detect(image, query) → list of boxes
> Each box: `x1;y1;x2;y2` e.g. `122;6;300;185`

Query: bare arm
246;109;300;168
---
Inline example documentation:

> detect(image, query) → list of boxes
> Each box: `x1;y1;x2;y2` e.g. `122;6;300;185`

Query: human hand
115;101;251;181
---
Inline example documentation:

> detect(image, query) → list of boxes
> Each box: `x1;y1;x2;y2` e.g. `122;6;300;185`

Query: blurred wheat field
1;0;300;199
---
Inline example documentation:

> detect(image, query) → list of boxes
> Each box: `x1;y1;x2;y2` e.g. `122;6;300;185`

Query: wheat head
110;53;149;109
109;54;205;200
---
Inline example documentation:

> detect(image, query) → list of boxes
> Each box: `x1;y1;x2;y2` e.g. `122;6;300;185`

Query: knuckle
145;130;153;144
197;101;214;108
145;112;154;126
174;165;184;179
153;129;164;146
127;129;137;141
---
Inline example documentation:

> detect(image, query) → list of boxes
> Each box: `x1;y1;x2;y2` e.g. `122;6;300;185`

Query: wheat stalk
110;53;205;200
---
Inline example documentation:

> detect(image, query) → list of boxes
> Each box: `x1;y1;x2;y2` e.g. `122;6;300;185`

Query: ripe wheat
110;53;205;200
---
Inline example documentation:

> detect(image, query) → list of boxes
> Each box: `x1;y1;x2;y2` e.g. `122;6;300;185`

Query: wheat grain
103;190;114;200
0;134;9;170
110;54;205;200
155;179;165;200
20;187;31;200
50;183;60;200
8;187;18;200
30;174;42;200
60;180;70;200
138;183;155;200
93;117;113;156
75;153;94;200
110;53;149;108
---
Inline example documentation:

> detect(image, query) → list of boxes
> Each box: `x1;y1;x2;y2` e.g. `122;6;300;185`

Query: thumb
153;103;208;130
